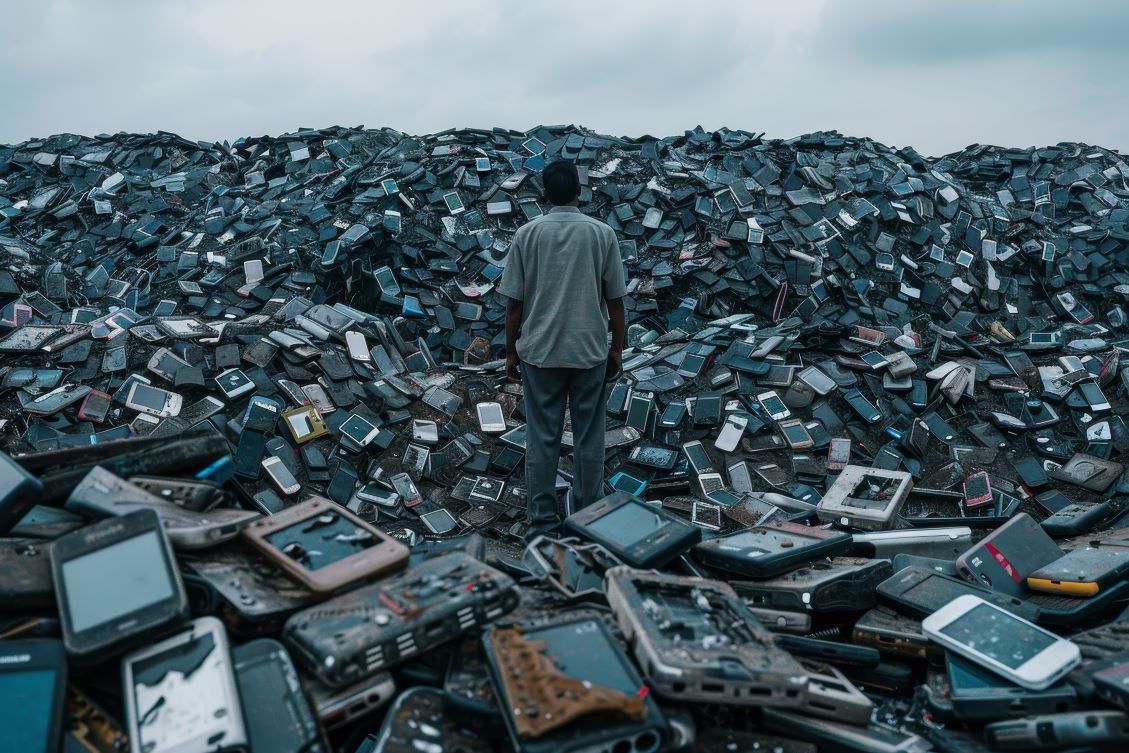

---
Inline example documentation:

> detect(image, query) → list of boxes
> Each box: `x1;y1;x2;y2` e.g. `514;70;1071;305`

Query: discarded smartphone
231;638;327;753
306;671;396;732
564;492;701;568
658;401;687;428
852;527;972;560
681;440;714;474
877;566;1040;622
242;496;409;594
476;401;506;433
1027;546;1129;597
713;413;748;452
757;390;791;420
778;418;814;450
816;466;912;530
606;568;808;706
262;455;301;496
922;595;1080;690
483;612;668;753
955;513;1062;596
65;467;259;550
962;471;993;509
122;616;248;753
841;389;882;423
345;330;371;361
390;472;423;508
339;413;380;447
125;381;183;417
730;557;891;613
946;653;1077;722
693;521;853;579
852;606;933;661
284;553;518;688
628;445;678;471
443;191;465;214
0;639;67;753
216;367;256;400
50;509;189;663
282;405;329;444
499;424;528;450
827;437;851;470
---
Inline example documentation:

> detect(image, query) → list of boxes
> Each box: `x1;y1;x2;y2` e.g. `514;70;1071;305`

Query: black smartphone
0;639;67;752
659;401;687;429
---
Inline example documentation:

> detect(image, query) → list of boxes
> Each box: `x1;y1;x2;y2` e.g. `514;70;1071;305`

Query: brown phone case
242;495;408;594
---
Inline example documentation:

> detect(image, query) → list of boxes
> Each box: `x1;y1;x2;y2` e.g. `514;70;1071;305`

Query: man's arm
505;297;523;381
601;228;629;381
496;232;526;381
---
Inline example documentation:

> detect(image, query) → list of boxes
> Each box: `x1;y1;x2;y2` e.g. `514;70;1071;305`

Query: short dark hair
543;160;580;205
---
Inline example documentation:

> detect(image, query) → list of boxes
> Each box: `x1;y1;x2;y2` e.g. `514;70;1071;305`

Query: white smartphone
922;594;1080;689
713;414;748;452
476;401;506;434
345;331;371;362
262;456;301;496
243;259;264;285
756;390;791;421
125;382;183;417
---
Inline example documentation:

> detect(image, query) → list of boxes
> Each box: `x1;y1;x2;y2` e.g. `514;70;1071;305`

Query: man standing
496;160;627;537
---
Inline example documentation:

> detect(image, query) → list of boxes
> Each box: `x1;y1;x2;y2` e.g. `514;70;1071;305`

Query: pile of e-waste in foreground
2;124;1129;753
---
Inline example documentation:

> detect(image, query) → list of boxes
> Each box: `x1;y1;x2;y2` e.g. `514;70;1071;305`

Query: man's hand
605;348;622;382
506;352;521;382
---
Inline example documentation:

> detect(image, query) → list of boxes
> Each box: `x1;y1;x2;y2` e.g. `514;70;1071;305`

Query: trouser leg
520;361;569;532
567;361;608;510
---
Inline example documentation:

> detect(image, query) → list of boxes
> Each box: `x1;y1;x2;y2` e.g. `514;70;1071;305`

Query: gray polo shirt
496;205;627;369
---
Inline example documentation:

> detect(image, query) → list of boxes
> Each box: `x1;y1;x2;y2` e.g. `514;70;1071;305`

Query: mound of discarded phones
5;122;1129;751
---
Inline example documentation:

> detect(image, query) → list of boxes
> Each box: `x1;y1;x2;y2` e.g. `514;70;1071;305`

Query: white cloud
1;0;1124;155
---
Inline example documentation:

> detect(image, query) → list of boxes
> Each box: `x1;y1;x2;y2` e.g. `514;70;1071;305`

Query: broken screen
132;630;229;750
264;510;376;570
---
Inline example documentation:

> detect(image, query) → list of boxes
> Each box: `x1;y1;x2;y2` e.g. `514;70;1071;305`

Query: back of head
542;160;580;206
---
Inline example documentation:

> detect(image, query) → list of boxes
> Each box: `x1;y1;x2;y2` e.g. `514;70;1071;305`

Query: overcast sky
2;0;1125;156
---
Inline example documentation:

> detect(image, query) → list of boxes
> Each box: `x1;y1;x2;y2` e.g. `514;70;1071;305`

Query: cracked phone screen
133;631;228;751
939;603;1055;669
265;511;375;570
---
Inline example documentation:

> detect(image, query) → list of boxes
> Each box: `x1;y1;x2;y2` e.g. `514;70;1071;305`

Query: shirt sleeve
496;232;525;301
601;230;628;299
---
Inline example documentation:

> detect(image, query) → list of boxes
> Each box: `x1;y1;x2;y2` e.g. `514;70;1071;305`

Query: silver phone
262;456;301;496
345;331;371;362
476;401;506;433
122;617;248;753
125;382;183;418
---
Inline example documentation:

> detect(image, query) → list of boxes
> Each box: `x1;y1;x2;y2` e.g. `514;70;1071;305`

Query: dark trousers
520;360;607;534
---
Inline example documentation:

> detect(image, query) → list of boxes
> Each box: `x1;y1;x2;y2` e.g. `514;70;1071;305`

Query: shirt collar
549;205;581;213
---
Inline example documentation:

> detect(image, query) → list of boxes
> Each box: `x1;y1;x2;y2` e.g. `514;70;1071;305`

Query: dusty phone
476;401;506;433
922;595;1080;690
122;616;248;753
344;330;371;361
76;389;112;423
242;496;409;594
50;509;189;663
757;390;791;420
0;639;67;753
262;456;301;496
713;413;748;452
827;437;851;470
125;382;183;417
778;419;814;450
